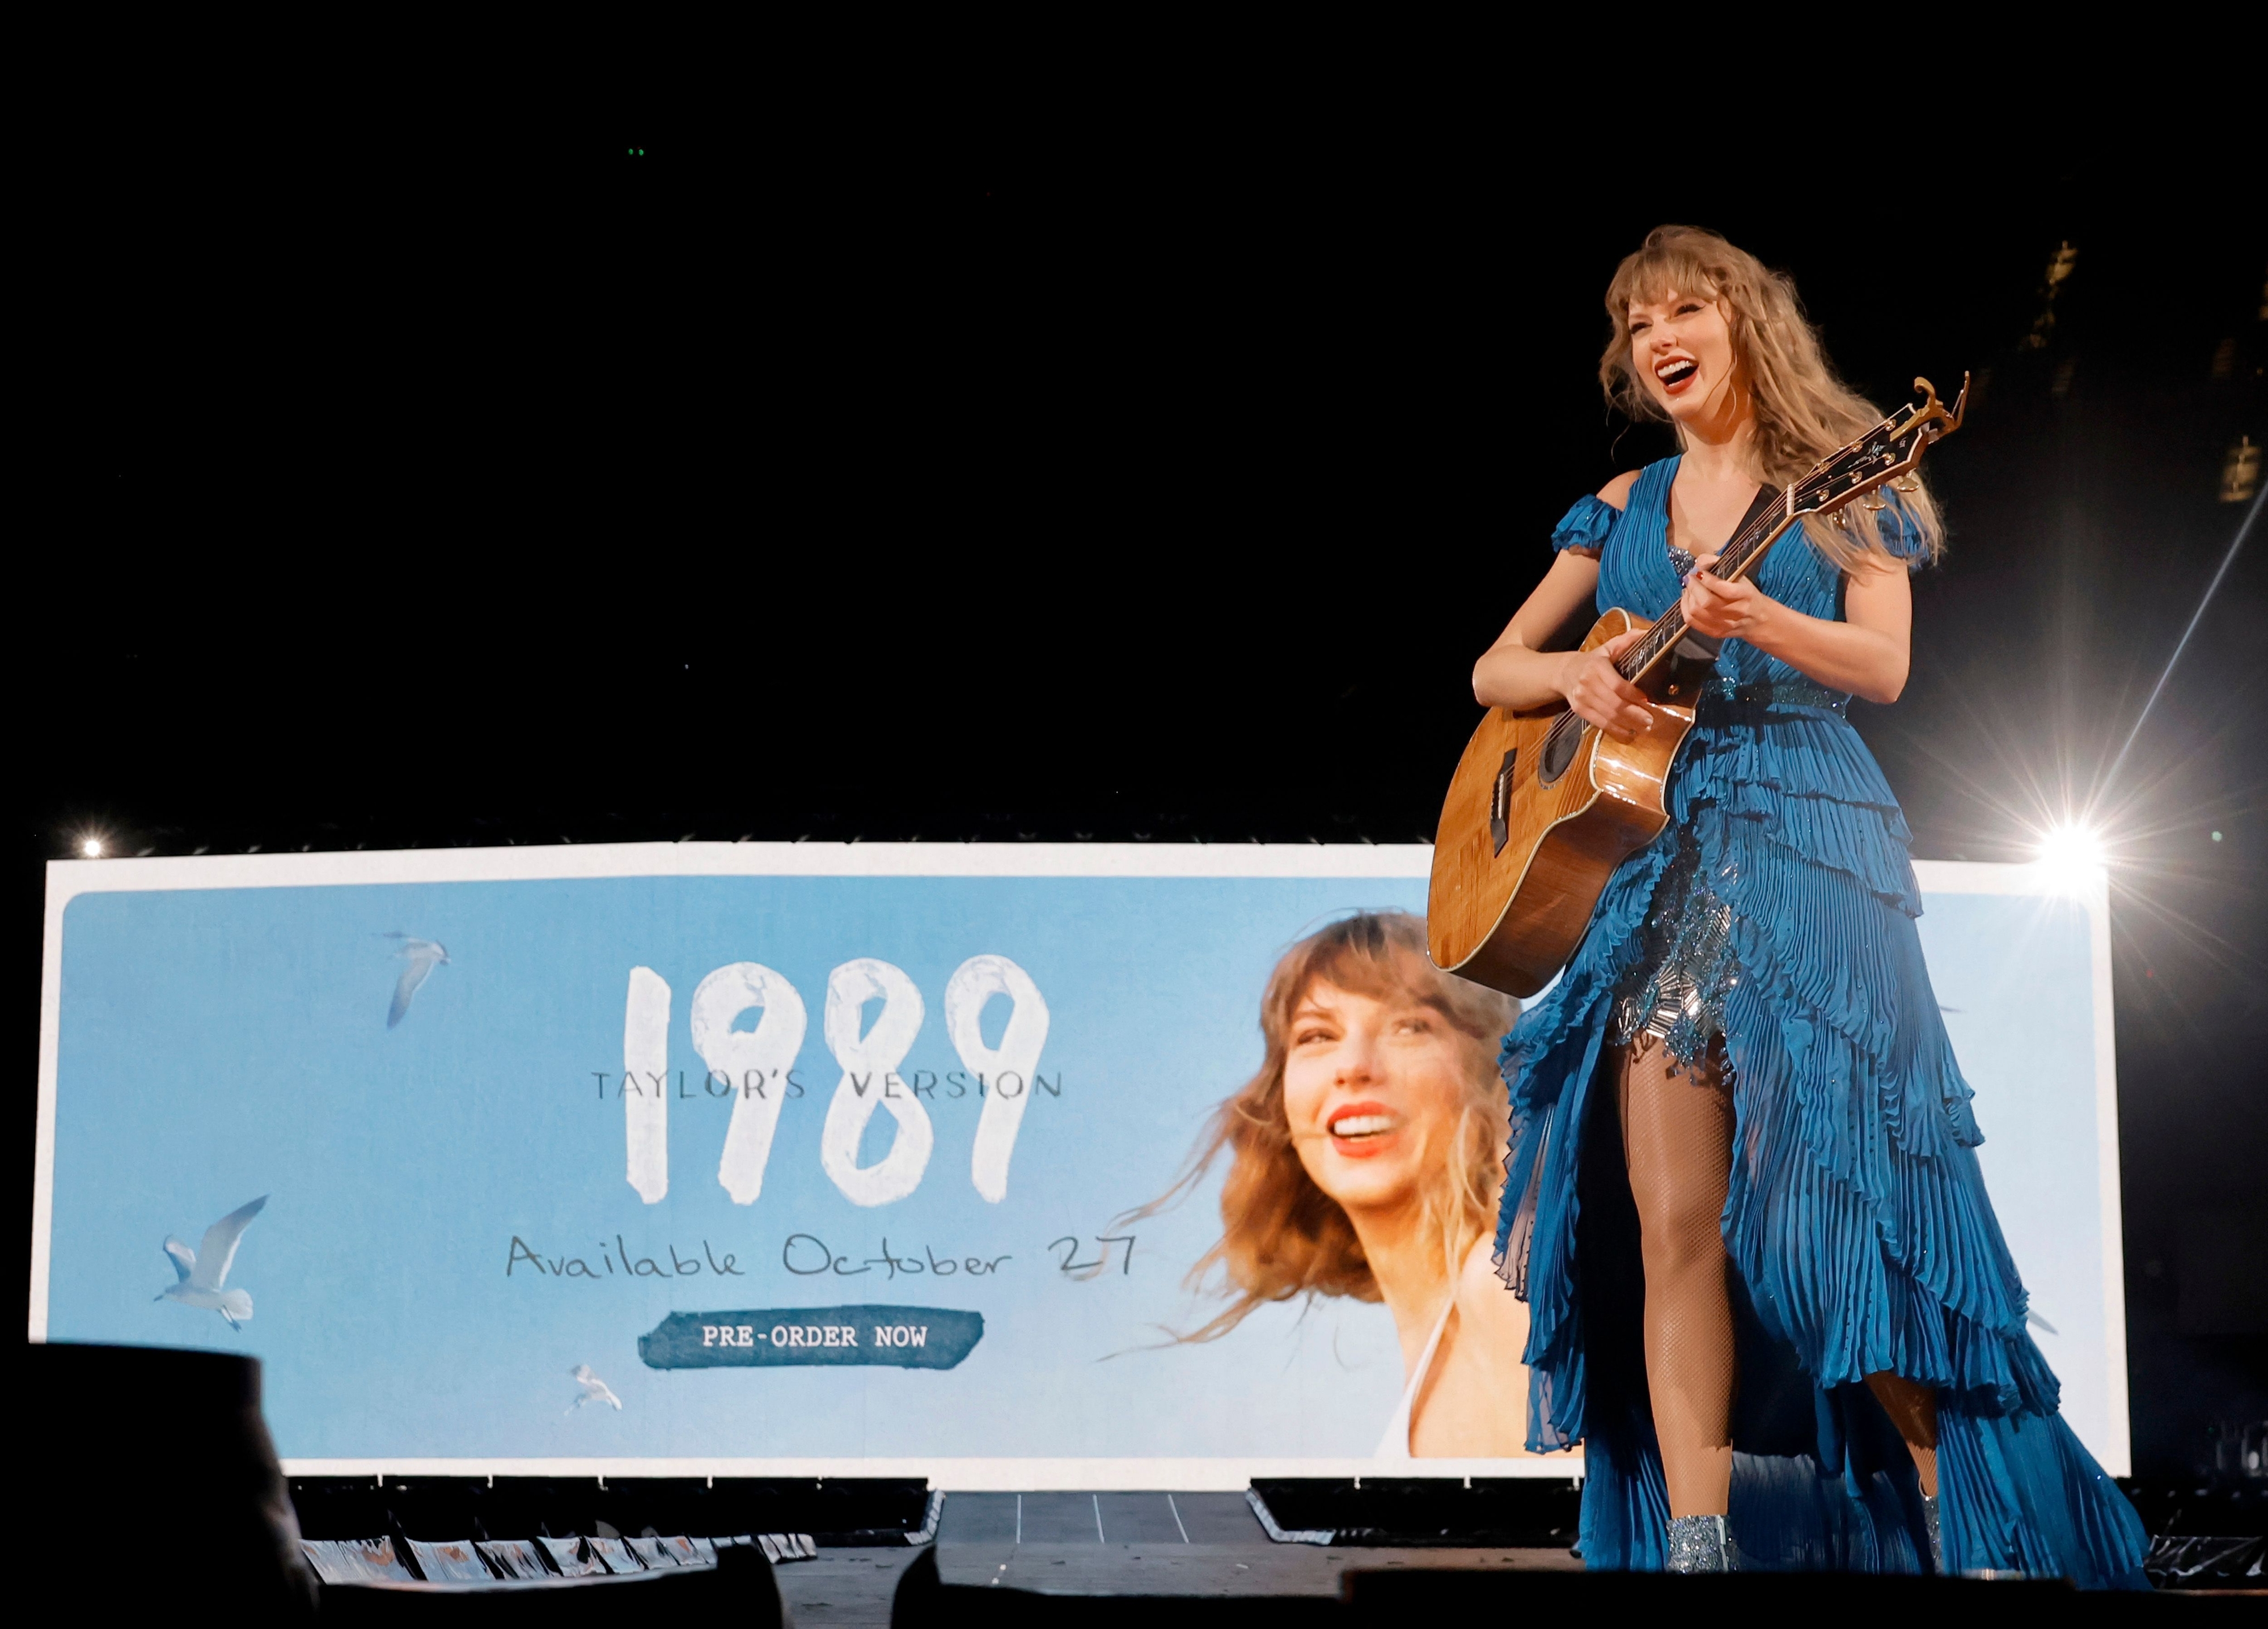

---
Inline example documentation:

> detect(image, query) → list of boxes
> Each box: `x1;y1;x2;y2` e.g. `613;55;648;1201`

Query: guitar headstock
1792;373;1969;519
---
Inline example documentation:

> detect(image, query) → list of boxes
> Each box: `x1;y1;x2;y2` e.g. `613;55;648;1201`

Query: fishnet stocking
1616;1037;1736;1518
1866;1370;1940;1497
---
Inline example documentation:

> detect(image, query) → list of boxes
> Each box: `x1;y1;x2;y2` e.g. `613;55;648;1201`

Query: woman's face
1281;976;1472;1217
1627;289;1741;426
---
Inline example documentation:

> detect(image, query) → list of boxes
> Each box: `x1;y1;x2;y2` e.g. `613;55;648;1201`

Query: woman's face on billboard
1281;977;1469;1216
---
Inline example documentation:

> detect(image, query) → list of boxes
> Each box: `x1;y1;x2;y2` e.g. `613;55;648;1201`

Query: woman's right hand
1556;631;1653;741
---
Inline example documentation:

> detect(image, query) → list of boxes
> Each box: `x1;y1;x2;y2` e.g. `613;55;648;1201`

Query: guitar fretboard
1611;490;1791;683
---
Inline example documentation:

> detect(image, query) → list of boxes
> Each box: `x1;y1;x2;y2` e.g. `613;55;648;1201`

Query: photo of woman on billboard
1137;911;1538;1457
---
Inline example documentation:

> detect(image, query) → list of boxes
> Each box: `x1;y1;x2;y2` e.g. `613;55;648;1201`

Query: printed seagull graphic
380;933;450;1027
158;1195;268;1330
567;1364;623;1414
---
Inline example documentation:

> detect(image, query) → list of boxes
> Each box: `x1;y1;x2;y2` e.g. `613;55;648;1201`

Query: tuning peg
1860;489;1889;511
1892;474;1921;493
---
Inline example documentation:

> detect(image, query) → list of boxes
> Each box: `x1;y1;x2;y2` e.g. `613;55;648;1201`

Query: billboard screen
31;844;2123;1484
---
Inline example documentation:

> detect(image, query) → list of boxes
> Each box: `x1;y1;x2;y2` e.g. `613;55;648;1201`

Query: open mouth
1327;1110;1399;1142
1656;358;1699;391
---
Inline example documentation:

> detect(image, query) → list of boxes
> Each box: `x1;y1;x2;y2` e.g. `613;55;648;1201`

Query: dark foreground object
27;1341;319;1617
23;1344;795;1620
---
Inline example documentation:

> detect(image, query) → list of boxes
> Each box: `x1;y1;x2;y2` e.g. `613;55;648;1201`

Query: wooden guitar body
1427;608;1702;998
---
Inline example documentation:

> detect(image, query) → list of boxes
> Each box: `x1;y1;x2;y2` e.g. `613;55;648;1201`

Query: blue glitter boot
1665;1514;1736;1573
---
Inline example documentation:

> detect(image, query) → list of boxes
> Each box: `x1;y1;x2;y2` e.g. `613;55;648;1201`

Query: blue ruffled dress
1495;458;2149;1587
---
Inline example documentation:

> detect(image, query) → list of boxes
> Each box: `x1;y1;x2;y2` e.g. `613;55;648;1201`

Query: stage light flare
81;836;104;858
2033;821;2106;889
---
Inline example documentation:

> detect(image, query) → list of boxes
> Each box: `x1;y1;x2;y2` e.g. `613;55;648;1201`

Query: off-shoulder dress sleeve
1551;493;1621;556
1873;497;1933;566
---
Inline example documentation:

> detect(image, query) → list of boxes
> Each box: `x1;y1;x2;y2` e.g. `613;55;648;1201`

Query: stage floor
776;1491;1580;1626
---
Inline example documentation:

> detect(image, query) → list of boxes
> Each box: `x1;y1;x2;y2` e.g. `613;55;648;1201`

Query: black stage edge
1251;1475;2263;1588
891;1544;2268;1623
1249;1476;1580;1547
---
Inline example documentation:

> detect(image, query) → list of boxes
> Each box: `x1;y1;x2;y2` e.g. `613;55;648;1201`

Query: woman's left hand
1680;550;1776;641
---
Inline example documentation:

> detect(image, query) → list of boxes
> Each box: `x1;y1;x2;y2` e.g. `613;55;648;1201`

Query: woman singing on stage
1471;226;2148;1584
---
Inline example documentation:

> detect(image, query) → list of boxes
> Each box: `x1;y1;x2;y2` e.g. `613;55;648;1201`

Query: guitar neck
1601;379;1965;689
1614;484;1796;685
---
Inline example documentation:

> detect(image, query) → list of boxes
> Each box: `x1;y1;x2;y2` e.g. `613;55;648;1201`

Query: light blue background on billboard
43;872;2113;1464
49;877;1427;1458
1912;891;2112;1461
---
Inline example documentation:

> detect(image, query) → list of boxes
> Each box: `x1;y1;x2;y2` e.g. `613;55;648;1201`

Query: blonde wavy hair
1600;225;1944;571
1127;912;1516;1344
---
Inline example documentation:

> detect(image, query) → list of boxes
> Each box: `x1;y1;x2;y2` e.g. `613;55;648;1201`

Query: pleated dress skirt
1492;684;2151;1587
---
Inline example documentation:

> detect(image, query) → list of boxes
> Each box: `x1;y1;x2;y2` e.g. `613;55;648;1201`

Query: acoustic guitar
1428;376;1967;997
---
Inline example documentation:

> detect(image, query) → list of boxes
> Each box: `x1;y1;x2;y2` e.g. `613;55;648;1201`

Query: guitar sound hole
1538;716;1582;788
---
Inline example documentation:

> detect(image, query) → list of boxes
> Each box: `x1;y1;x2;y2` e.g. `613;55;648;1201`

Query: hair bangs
1603;238;1724;324
1272;915;1504;1043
